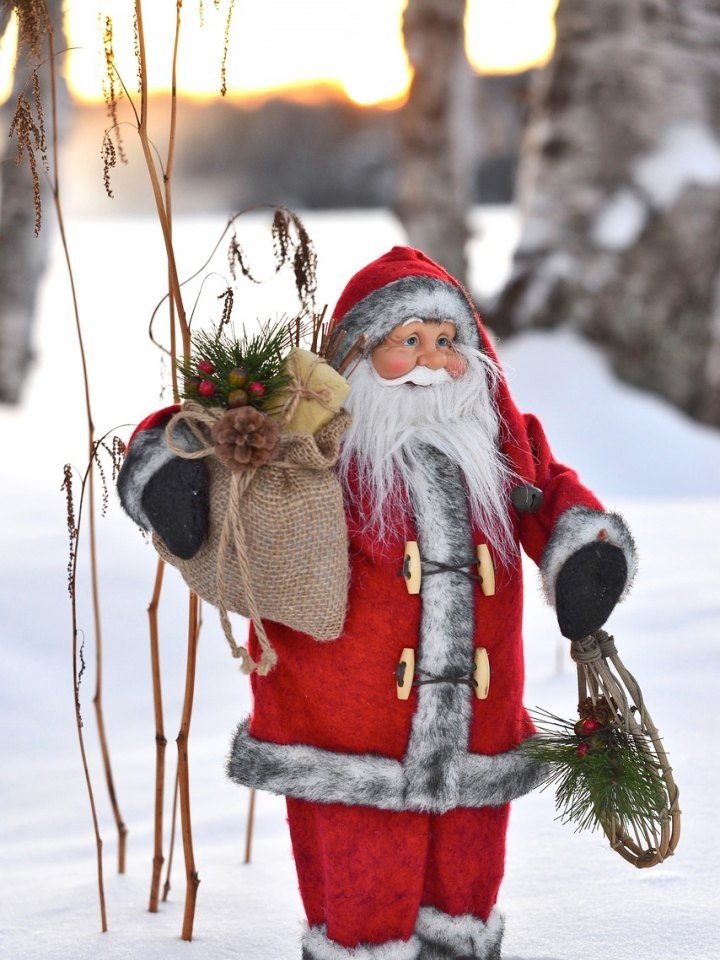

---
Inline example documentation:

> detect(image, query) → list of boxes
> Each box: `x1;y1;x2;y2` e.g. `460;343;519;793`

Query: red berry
248;381;266;398
580;718;600;735
576;742;590;758
197;359;215;375
198;379;216;398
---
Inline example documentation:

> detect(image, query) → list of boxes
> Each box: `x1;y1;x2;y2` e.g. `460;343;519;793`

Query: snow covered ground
1;208;719;960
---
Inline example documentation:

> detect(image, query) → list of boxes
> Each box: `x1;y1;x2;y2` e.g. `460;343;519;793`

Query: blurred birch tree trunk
397;0;474;286
489;0;720;426
0;0;66;405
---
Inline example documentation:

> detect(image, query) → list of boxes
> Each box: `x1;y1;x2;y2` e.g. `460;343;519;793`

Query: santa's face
338;329;518;563
370;320;467;384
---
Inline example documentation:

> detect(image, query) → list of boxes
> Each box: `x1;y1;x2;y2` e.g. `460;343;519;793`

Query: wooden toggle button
476;544;495;597
402;541;422;595
473;648;490;700
396;647;415;700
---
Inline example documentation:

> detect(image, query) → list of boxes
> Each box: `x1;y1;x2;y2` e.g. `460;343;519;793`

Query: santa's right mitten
117;406;209;560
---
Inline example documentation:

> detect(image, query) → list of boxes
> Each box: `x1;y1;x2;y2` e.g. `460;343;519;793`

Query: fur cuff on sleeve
540;505;638;607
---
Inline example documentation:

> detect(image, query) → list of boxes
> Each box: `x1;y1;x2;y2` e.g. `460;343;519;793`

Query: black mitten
555;541;627;640
141;457;209;559
117;422;209;560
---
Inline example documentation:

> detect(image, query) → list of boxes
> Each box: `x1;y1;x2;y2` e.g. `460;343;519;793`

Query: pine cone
211;406;280;471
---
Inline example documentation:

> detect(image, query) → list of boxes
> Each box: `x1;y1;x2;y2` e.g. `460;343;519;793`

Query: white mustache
371;365;453;387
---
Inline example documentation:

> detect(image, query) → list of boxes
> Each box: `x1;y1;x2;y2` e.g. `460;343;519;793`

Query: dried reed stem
244;788;257;864
162;761;180;902
50;28;128;880
178;591;201;941
65;457;108;933
33;0;123;907
147;557;166;913
134;0;190;358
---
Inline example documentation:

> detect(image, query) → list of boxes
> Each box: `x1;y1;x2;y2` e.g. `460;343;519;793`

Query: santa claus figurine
118;246;637;960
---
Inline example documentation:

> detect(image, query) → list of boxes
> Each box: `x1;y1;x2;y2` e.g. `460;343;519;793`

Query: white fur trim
116;422;198;531
540;505;638;606
227;721;542;812
416;907;504;960
302;924;421;960
332;277;480;370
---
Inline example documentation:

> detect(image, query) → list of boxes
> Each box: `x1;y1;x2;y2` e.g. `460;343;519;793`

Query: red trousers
286;798;509;951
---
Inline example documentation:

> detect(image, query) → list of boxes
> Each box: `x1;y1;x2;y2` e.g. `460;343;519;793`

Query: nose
416;348;447;370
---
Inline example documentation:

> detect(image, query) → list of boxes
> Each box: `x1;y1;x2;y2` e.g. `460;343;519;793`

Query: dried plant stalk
162;762;180;902
63;457;108;932
9;0;127;906
178;591;201;941
244;788;257;864
147;558;166;912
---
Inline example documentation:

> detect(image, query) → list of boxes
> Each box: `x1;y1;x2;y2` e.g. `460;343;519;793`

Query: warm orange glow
0;12;17;103
466;0;558;75
0;0;557;109
65;0;411;107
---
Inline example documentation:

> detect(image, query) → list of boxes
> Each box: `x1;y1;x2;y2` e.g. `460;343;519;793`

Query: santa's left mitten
117;406;210;560
542;507;638;641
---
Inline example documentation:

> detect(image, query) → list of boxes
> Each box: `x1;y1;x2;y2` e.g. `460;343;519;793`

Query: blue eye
404;335;419;346
437;336;452;347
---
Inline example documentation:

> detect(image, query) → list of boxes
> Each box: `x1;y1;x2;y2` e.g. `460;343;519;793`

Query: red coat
228;411;618;814
226;247;640;815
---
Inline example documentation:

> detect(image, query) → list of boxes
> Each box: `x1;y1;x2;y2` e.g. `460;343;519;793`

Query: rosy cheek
372;350;415;378
385;356;413;376
446;353;467;377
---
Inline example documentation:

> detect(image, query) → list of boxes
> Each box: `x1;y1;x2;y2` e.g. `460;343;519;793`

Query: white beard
338;345;519;565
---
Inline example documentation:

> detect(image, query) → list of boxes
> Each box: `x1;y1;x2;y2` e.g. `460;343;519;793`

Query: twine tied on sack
164;390;339;676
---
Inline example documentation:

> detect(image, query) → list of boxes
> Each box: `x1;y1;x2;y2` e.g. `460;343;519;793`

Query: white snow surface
634;122;720;209
1;209;720;960
591;188;647;252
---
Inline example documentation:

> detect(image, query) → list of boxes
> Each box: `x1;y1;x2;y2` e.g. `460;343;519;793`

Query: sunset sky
0;0;557;107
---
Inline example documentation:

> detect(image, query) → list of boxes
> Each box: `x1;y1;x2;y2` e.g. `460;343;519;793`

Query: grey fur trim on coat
331;276;481;369
540;505;638;606
416;907;504;960
302;924;421;960
226;719;544;814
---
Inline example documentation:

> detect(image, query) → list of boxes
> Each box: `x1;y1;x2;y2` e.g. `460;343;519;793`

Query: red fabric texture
246;246;603;756
246;424;600;759
286;798;509;949
330;246;461;330
128;404;180;447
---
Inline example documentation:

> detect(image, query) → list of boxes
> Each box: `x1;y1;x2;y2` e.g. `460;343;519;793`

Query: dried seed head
220;0;236;97
217;286;234;331
61;464;78;598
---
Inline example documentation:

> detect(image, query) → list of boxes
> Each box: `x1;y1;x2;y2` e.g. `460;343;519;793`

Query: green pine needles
179;320;303;410
524;708;668;841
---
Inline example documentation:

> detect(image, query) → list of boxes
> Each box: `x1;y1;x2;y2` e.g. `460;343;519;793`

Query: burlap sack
154;409;351;672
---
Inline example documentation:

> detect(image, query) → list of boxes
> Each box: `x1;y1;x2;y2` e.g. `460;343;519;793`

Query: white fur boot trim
302;924;421;960
415;906;504;959
540;505;638;606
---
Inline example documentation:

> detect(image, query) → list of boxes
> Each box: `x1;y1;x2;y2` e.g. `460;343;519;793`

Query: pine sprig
178;318;309;410
524;709;668;839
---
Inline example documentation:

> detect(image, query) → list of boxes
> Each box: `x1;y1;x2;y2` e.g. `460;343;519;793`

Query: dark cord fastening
412;667;477;690
399;556;483;584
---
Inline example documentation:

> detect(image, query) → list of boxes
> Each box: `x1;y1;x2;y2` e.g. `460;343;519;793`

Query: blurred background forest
2;0;718;427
